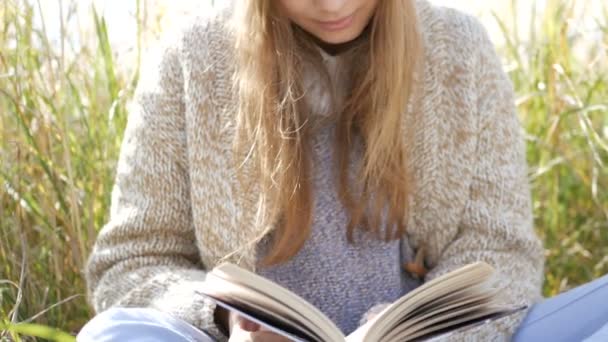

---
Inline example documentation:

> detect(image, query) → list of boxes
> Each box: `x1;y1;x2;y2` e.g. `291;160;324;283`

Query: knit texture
251;42;422;336
85;1;545;341
256;122;422;335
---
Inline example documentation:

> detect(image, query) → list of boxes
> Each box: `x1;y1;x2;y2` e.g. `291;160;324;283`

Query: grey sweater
257;123;421;334
256;48;421;334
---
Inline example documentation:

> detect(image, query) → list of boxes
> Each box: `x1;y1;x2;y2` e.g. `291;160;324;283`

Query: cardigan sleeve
84;33;227;341
423;16;545;341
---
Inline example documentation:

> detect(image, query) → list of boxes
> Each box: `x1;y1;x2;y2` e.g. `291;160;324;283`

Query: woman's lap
76;307;216;342
78;274;608;342
513;273;608;342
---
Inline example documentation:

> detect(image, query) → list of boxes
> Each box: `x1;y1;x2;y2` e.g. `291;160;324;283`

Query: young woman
78;0;608;341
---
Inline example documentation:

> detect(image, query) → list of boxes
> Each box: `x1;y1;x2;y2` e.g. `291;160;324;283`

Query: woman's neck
301;23;372;56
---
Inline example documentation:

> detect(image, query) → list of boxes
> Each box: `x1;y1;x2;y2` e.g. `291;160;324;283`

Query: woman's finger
230;311;260;332
239;318;260;332
250;330;291;342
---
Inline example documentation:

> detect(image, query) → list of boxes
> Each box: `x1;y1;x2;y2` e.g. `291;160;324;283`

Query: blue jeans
513;273;608;342
78;274;608;342
77;308;216;341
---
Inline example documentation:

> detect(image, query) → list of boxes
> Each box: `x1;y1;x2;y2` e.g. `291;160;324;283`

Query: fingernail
243;321;254;331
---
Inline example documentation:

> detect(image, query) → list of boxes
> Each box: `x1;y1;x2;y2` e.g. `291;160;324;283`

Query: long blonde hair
233;0;423;266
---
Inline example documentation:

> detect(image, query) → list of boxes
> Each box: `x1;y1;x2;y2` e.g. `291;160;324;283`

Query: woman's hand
228;311;291;342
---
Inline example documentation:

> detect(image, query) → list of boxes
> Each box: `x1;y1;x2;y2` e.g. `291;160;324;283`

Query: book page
381;296;499;341
405;283;493;319
380;288;500;341
399;305;524;341
200;275;318;341
416;305;527;341
350;262;494;341
201;263;345;342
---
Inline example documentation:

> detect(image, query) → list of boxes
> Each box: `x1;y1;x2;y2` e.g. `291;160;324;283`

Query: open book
198;262;524;342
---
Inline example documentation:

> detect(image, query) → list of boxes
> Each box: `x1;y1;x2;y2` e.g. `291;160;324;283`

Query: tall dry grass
1;0;139;339
499;0;608;295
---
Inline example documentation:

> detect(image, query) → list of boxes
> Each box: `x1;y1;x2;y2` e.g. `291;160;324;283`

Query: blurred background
1;0;607;340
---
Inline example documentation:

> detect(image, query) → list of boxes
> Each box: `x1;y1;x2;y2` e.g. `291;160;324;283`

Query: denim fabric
513;273;608;342
77;307;216;342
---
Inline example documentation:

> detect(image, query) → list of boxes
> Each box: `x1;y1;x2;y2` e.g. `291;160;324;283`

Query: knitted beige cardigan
85;1;545;340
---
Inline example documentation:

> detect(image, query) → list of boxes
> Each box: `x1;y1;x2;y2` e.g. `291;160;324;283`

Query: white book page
209;263;345;342
347;262;494;342
201;275;320;341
